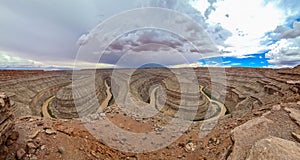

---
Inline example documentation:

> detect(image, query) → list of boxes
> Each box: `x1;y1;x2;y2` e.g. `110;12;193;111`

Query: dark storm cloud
0;0;139;62
99;29;203;65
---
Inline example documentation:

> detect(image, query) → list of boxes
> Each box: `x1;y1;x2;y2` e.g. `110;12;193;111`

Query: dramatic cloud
194;0;300;67
280;22;300;39
266;36;300;67
112;44;204;67
0;0;139;64
264;11;300;67
143;0;232;46
202;0;285;58
98;29;208;66
258;0;300;67
1;0;300;68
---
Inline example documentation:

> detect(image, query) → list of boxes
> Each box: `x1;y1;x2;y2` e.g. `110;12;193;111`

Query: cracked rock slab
246;136;300;160
228;117;274;160
284;107;300;126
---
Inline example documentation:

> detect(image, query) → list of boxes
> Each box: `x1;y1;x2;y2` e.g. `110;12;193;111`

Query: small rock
254;111;263;116
90;151;98;158
4;153;15;160
36;121;44;126
262;111;271;117
27;142;37;149
40;145;46;150
45;129;56;135
27;142;37;154
28;130;40;139
178;142;185;148
30;155;38;160
0;145;8;153
185;142;196;152
216;139;220;145
90;114;99;120
9;131;19;140
57;147;64;154
100;113;105;117
272;104;281;111
16;148;26;160
43;126;52;130
29;118;35;122
6;139;14;146
292;132;300;143
33;137;42;147
208;137;218;144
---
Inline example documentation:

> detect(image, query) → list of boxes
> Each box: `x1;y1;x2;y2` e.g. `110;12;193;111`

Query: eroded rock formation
0;93;15;159
0;93;14;145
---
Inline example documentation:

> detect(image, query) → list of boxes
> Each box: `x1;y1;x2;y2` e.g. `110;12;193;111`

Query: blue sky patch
199;51;270;68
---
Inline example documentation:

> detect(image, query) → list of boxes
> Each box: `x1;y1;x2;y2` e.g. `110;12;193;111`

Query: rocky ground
0;66;299;160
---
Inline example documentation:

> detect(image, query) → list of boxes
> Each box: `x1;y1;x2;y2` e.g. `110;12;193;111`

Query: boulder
228;117;274;160
246;136;300;160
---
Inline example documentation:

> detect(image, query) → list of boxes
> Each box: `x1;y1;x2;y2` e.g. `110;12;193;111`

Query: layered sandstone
0;93;14;158
0;94;14;145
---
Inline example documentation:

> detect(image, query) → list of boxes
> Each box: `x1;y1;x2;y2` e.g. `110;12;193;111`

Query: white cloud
1;0;299;68
138;0;232;47
0;51;43;68
222;61;231;64
261;0;300;68
190;0;210;16
264;0;300;22
280;21;300;39
107;43;204;67
266;36;300;67
77;34;90;46
208;0;284;38
189;0;300;68
0;0;139;63
170;62;203;68
77;6;222;68
231;63;241;66
203;0;285;57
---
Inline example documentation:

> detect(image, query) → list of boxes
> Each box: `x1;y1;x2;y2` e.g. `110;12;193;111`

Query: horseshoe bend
0;66;299;159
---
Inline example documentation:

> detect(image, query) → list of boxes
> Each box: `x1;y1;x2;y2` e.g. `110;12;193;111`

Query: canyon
0;66;299;160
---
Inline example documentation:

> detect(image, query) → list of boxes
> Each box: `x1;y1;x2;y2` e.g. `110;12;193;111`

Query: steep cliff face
0;93;14;145
0;93;15;158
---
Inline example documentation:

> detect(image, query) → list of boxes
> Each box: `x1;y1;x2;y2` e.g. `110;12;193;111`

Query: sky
0;0;300;69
